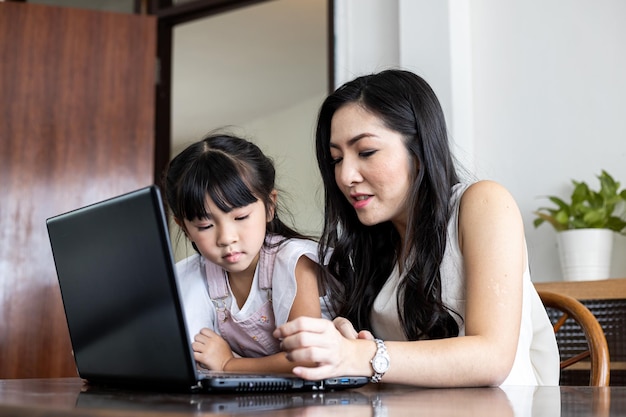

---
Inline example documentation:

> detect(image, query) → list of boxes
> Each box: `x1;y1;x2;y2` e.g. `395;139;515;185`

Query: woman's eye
359;150;377;158
330;156;342;165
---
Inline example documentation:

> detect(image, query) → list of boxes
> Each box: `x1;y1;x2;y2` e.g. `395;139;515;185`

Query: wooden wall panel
0;3;156;378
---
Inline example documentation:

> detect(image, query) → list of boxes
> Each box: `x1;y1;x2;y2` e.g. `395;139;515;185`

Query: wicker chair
538;290;610;386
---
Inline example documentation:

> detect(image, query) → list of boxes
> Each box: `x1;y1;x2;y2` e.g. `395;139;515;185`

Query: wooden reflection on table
290;386;517;417
0;378;81;409
559;386;611;417
0;378;622;416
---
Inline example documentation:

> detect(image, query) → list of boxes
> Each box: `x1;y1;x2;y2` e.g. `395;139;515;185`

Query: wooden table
0;378;625;416
534;278;626;301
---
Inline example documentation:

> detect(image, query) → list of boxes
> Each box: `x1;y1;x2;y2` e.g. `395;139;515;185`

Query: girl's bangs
180;155;257;220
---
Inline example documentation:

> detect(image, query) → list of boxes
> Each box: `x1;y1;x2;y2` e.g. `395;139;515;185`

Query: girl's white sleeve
271;239;324;326
175;255;217;342
272;239;333;326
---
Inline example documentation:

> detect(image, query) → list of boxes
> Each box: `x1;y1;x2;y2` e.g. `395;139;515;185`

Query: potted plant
534;170;626;281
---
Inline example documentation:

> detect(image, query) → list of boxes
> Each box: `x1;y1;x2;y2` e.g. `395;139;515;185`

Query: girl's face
329;103;414;235
181;194;272;281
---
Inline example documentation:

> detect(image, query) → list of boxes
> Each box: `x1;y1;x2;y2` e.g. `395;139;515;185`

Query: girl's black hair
316;69;461;340
162;133;309;249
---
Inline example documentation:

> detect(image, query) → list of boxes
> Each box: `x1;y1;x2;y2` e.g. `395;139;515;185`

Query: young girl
163;133;328;374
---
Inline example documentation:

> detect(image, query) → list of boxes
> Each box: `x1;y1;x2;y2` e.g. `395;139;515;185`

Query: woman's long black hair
162;133;309;249
316;69;461;340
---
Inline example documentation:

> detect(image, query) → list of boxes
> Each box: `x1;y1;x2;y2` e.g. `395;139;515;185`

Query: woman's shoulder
457;180;523;232
463;179;511;194
459;180;518;208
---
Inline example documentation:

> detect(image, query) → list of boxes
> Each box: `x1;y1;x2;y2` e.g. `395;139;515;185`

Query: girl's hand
192;328;234;371
274;316;364;380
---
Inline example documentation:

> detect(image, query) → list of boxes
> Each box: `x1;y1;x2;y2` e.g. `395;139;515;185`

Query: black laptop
46;185;368;393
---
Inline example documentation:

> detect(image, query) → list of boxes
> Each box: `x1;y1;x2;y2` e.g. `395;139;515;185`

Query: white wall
244;94;327;236
169;0;328;260
335;0;626;282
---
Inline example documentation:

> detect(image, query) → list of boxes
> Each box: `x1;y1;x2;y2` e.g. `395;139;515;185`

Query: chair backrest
538;290;611;386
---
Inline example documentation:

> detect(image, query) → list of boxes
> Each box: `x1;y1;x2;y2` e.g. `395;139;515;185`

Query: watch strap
370;338;389;383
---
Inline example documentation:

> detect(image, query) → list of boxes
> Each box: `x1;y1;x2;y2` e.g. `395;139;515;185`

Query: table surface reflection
0;378;624;416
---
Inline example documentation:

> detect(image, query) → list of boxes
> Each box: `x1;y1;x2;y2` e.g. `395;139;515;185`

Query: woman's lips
351;194;371;209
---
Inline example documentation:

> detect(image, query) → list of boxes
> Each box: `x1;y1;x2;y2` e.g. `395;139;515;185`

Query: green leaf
583;210;605;227
533;211;568;231
547;196;570;212
533;170;626;235
606;217;626;233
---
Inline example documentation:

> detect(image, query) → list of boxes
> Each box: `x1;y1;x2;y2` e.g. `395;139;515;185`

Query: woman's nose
336;158;362;187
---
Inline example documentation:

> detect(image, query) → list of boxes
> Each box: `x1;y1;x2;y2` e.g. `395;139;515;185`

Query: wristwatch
370;338;390;383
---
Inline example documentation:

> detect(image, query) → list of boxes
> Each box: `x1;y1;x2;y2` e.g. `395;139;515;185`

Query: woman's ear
267;189;278;222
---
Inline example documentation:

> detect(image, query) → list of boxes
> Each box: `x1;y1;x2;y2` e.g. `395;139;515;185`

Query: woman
274;69;559;387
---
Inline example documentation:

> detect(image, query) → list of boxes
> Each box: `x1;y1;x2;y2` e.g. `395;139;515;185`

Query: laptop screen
47;186;198;387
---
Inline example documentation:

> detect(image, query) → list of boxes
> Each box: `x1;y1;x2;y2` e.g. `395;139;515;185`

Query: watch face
372;355;390;373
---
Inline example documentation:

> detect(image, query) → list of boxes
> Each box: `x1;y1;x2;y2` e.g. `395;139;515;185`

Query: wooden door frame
147;0;335;184
0;2;156;378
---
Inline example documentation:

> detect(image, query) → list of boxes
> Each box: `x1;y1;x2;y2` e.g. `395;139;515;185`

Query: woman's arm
275;181;526;387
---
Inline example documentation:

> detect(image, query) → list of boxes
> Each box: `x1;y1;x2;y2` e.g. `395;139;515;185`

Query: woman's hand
333;316;374;340
274;316;370;380
192;328;234;371
332;317;358;338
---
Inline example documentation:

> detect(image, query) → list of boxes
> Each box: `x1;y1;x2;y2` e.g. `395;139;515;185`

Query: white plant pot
556;229;614;281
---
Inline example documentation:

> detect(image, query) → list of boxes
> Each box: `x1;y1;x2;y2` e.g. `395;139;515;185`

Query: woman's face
329;102;414;234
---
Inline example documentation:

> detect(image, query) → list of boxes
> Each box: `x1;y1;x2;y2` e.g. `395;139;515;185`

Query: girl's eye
235;215;250;221
196;224;213;231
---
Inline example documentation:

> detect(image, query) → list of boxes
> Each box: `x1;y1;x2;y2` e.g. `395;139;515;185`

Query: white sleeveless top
370;183;560;385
